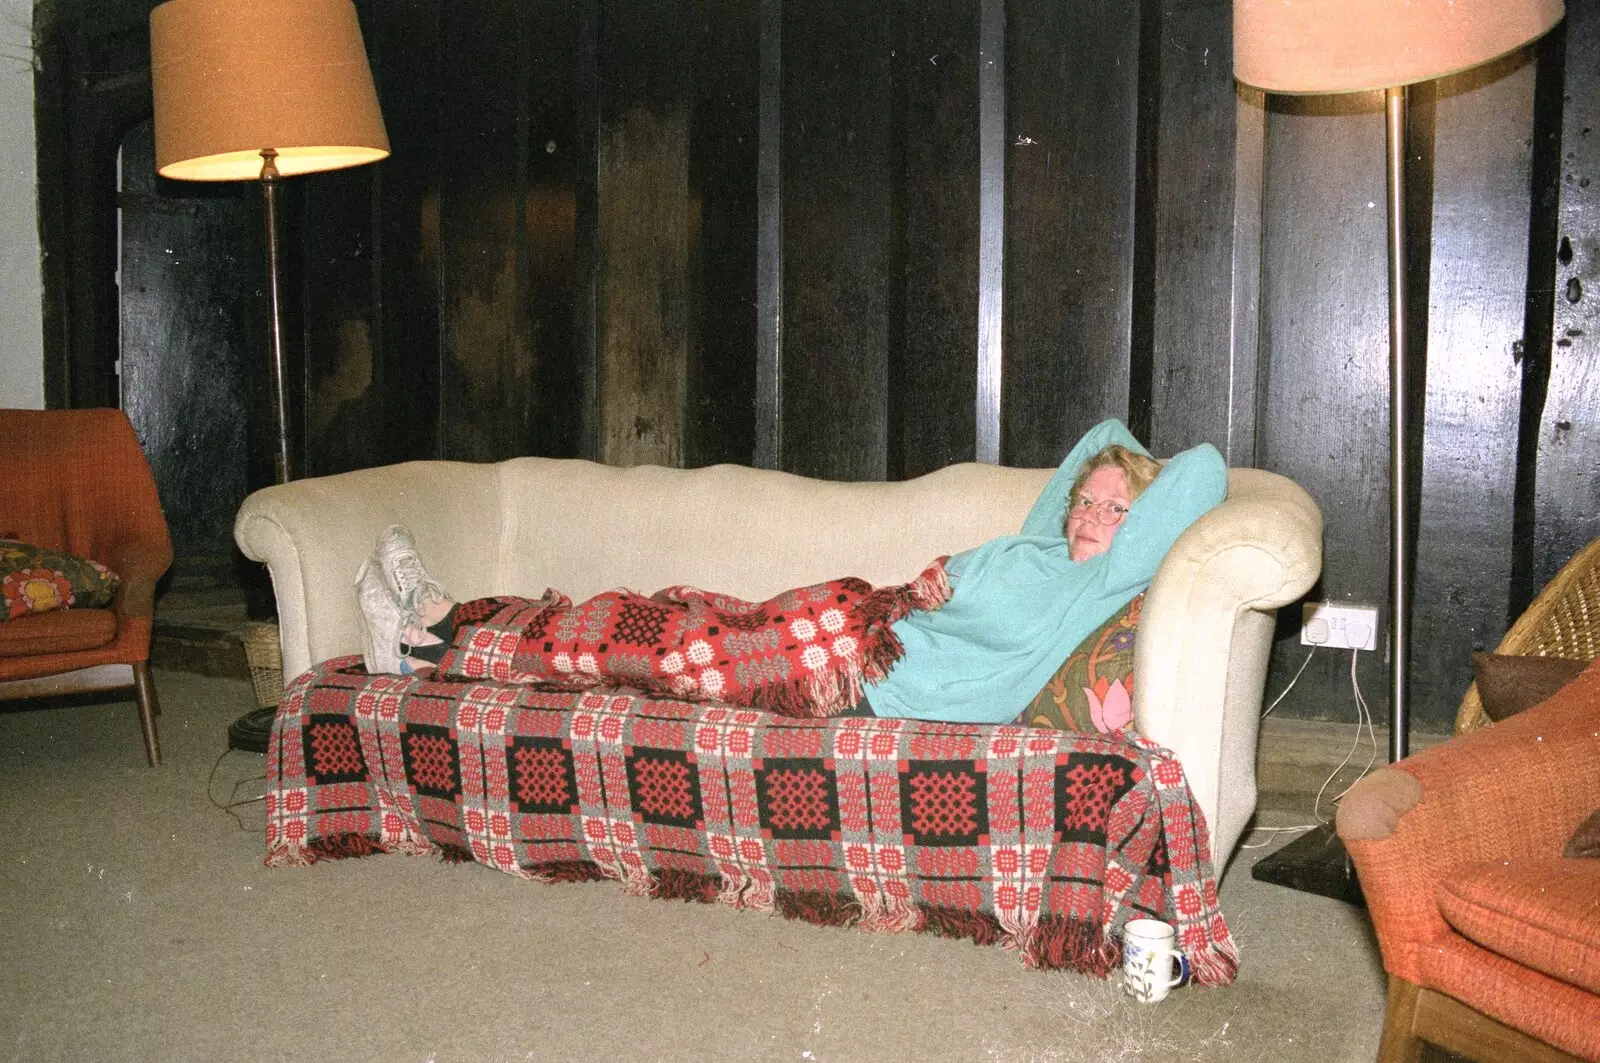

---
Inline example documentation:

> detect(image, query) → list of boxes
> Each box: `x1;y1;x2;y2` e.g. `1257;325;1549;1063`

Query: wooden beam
1413;983;1586;1063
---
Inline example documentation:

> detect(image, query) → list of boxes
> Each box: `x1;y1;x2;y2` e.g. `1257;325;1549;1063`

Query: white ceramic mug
1121;918;1190;1003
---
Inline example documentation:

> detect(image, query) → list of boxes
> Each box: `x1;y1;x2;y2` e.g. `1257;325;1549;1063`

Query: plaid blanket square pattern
432;564;951;719
265;657;1239;985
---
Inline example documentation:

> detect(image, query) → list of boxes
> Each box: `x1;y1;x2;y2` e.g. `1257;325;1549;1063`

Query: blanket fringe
264;839;1141;976
264;843;316;869
654;866;722;903
741;557;953;719
264;832;397;868
775;890;863;928
918;905;1005;947
1185;931;1240;987
855;890;924;934
906;557;953;611
1023;914;1117;975
714;867;752;909
392;836;438;858
528;860;611;886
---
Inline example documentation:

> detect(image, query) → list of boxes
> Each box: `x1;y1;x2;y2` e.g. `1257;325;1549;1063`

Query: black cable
205;746;267;833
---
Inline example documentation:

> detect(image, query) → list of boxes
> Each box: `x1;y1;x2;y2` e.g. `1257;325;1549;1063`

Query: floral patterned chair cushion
0;539;120;619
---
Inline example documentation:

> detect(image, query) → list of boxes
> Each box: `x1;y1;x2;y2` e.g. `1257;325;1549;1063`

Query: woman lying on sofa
354;419;1226;725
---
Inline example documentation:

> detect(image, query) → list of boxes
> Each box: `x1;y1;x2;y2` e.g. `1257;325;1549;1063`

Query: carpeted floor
1;671;1398;1063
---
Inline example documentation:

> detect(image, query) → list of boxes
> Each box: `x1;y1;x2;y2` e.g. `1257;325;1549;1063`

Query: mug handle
1166;952;1190;989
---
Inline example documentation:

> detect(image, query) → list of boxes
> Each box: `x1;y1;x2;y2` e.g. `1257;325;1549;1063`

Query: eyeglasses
1069;496;1130;526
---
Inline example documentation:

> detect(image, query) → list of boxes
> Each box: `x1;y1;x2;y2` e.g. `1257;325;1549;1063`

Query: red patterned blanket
434;560;951;718
266;658;1239;985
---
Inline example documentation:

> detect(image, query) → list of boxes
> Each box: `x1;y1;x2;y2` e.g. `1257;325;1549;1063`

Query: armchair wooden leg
132;661;162;766
1377;975;1424;1063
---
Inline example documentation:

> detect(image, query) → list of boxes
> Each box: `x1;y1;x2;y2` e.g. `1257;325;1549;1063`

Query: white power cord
1241;638;1379;848
1307;645;1379;825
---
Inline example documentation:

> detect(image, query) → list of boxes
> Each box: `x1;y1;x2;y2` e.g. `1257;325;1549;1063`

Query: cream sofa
234;456;1321;867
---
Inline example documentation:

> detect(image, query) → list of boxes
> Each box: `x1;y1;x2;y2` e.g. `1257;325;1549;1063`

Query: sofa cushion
1436;857;1600;995
0;539;120;619
1019;594;1141;733
0;606;119;657
1417;929;1600;1061
0;607;119;659
1471;651;1589;722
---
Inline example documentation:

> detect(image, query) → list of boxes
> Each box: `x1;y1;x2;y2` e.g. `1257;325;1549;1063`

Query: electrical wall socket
1301;602;1379;651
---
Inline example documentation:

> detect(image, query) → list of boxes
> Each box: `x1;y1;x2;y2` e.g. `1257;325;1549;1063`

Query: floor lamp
1234;0;1564;901
149;0;390;749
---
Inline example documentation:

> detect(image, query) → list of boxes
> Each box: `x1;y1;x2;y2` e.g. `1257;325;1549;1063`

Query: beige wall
0;0;42;409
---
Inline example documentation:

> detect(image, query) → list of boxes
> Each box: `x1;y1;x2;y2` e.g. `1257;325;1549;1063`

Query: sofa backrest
493;458;1056;602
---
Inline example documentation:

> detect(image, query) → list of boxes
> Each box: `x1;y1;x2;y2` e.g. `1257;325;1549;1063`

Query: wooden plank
898;0;982;478
523;0;586;460
299;165;381;477
1408;53;1539;730
779;0;897;481
364;0;444;463
1510;26;1567;618
1256;92;1393;723
436;0;535;462
32;9;71;407
1126;0;1162;445
683;0;760;470
1413;985;1584;1063
1002;0;1142;467
117;121;256;588
60;21;154;410
596;0;693;468
1148;0;1243;457
1535;4;1600;590
753;0;784;470
573;0;602;463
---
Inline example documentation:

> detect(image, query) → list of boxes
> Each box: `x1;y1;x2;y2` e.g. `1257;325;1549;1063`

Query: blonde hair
1063;444;1162;534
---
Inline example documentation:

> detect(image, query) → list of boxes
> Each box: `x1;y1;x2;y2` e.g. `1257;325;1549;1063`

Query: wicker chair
1455;536;1600;735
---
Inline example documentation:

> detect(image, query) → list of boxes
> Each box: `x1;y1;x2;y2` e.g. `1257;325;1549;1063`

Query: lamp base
1250;822;1366;907
226;705;276;754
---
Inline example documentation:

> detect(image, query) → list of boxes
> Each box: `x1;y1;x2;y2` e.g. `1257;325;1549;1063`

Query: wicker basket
1456;536;1600;734
239;621;284;710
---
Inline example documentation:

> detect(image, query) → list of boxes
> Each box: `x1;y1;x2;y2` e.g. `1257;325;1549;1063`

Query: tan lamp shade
150;0;390;181
1235;0;1565;94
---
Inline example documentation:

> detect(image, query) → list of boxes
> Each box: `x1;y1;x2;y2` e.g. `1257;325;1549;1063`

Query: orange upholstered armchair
1335;660;1600;1063
0;408;173;765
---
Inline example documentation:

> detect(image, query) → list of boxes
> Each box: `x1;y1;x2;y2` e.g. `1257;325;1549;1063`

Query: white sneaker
374;525;449;625
355;557;406;675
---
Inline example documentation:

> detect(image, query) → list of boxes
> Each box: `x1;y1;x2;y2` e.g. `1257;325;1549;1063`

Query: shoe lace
390;551;445;621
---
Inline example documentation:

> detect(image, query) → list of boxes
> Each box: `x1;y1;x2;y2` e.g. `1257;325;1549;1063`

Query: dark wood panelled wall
34;0;1600;732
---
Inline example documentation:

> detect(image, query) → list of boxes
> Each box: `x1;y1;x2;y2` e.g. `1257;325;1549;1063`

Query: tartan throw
265;657;1239;985
434;559;952;718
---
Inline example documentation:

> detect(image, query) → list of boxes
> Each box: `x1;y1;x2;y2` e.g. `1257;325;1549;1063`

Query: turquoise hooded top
862;419;1227;724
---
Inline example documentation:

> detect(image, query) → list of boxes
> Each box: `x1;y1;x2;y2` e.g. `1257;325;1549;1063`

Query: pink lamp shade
149;0;390;181
1235;0;1565;94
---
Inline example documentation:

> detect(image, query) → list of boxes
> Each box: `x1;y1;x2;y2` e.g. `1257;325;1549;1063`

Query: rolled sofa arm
1134;467;1323;870
1336;666;1600;982
234;460;505;684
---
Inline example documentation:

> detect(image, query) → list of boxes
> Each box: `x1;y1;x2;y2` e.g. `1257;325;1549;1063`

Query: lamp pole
1384;85;1411;762
258;148;294;485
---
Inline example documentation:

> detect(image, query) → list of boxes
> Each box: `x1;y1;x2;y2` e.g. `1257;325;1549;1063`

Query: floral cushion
0;540;120;619
1018;593;1142;734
